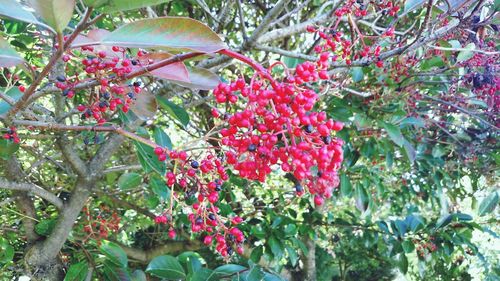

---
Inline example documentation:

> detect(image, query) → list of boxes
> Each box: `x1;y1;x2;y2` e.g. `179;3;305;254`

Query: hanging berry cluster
57;42;150;124
81;204;121;244
2;127;19;143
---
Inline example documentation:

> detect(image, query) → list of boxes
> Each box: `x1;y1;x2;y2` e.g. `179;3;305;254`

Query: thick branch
0;177;63;209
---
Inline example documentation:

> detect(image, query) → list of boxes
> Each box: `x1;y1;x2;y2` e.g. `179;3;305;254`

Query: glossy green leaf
101;17;227;53
149;175;170;200
0;87;23;114
0;37;23;67
0;139;20;160
134;141;166;175
420;57;445;70
478;191;499;216
0;0;51;31
131;270;147;281
129;90;158;121
286;245;299;267
64;262;88;281
93;0;170;13
131;53;190;83
207;264;246;281
249;246;263;263
117;172;142;190
35;219;56;236
153;127;173;150
456;43;476;63
173;66;221;90
192;268;214;281
0;237;14;264
156;96;190;126
340;173;353;197
403;140;416;164
102;260;132;281
396;253;408;274
382;122;404;147
100;241;128;268
436;214;453;229
146;255;186;280
29;0;75;33
404;0;425;12
267;236;283;259
402;240;415;253
351;67;364;83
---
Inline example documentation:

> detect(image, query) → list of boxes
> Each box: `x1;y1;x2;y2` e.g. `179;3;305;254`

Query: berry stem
218;49;279;90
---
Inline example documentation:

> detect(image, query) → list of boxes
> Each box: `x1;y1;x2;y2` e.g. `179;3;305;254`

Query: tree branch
0;177;63;209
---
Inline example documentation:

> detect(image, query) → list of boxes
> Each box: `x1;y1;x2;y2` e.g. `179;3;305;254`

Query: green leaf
351;67;364;83
64;262;88;281
100;241;128;268
453;212;472;221
35;219;57;236
0;87;23;114
404;0;425;12
156;96;190;126
340;174;353;197
101;17;226;53
173;66;221;90
131;270;147;281
420;57;444;70
146;255;186;280
402;241;415;253
267;236;283;259
134;141;166;175
382;122;404;147
0;37;23;67
284;224;297;237
207;264;246;281
290;237;308;255
456;43;476;63
402;139;416;164
436;214;453;229
249;246;263;263
129;90;158;121
0;0;51;31
405;214;425;232
117;173;142;190
394;220;407;237
28;0;75;33
396;253;408;274
153;127;173;150
97;0;170;13
0;138;20;160
286;245;299;267
0;237;14;264
478;191;499;216
102;260;132;281
282;56;304;68
149;175;170;200
192;268;214;281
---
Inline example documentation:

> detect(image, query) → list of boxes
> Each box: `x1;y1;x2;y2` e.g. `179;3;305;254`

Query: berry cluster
59;44;148;124
81;204;121;243
2;127;19;143
414;238;438;258
152;148;247;255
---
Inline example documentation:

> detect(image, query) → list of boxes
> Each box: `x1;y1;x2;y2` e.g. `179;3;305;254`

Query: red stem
218;49;279;90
